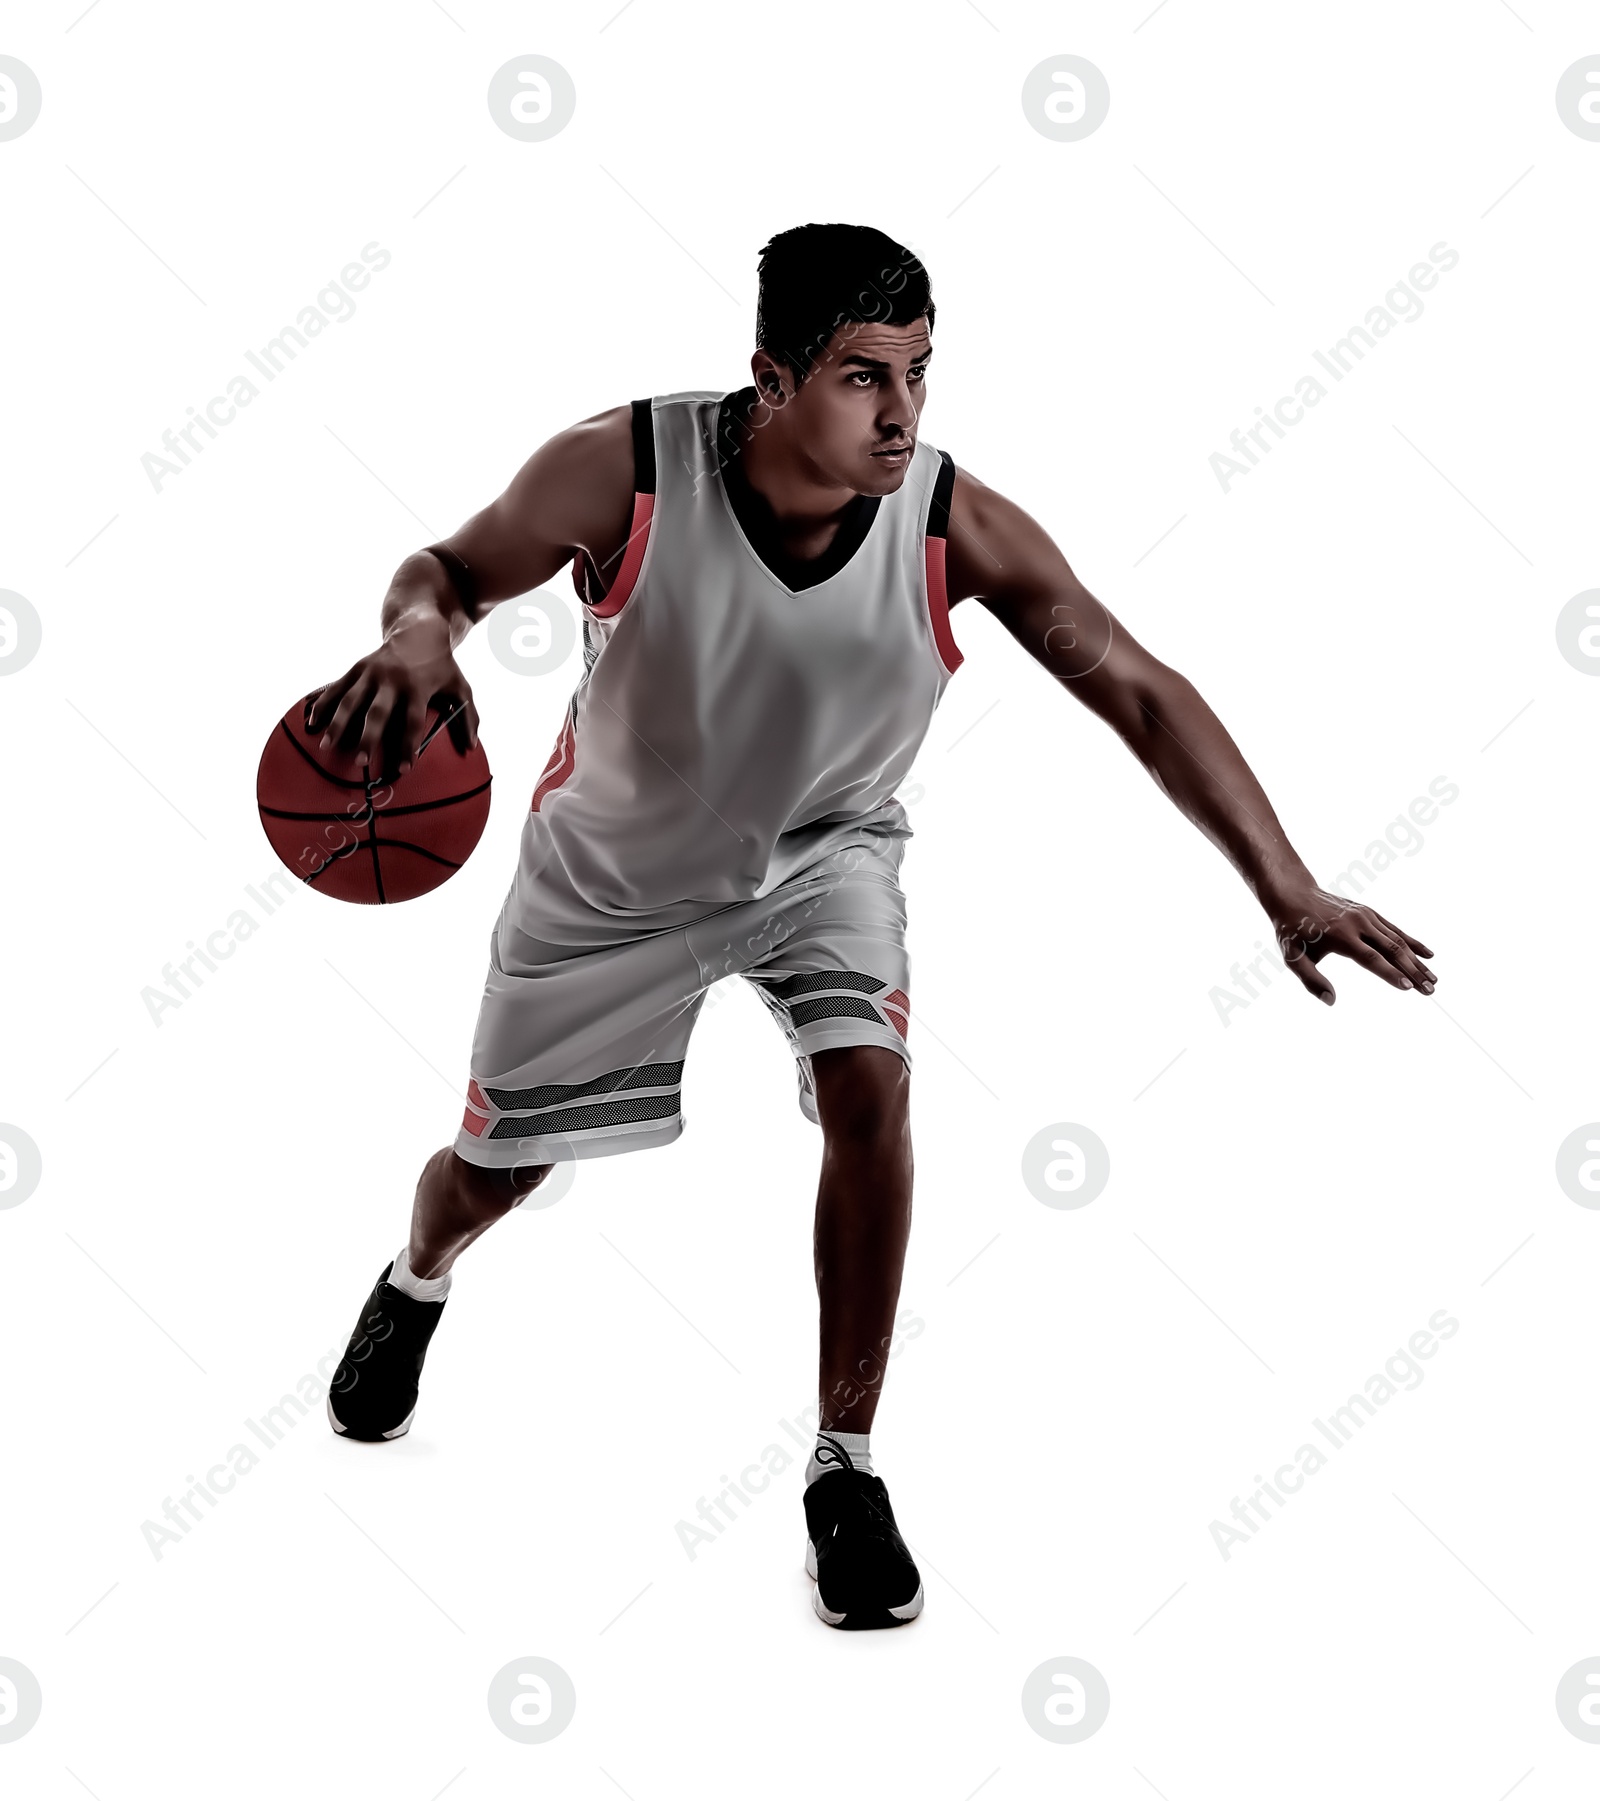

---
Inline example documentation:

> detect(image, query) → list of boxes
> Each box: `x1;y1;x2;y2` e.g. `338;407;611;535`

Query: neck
731;390;856;532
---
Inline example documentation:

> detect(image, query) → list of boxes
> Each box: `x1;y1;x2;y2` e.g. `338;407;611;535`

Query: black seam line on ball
364;837;463;869
302;838;365;883
366;793;386;903
300;834;465;885
276;718;372;789
258;778;492;823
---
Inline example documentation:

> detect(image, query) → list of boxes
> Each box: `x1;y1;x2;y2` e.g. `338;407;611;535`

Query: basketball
256;696;492;903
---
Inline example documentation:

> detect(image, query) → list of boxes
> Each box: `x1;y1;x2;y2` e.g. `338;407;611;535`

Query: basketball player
309;223;1436;1630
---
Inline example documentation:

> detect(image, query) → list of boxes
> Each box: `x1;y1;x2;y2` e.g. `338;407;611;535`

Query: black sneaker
802;1438;924;1629
327;1261;447;1441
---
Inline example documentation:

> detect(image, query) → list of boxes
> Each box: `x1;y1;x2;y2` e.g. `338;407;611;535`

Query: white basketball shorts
454;834;913;1167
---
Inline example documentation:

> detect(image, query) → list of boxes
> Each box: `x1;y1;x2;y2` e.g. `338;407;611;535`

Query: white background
3;1;1597;1794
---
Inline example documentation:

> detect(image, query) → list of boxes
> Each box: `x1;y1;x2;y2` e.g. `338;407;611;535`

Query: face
753;317;932;496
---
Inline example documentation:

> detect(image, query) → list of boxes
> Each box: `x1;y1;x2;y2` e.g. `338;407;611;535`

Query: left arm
943;468;1435;1006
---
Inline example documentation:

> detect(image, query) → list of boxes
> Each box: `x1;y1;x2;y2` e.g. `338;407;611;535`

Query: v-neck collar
714;386;883;595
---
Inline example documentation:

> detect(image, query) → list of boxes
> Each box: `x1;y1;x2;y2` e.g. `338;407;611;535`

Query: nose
880;378;919;438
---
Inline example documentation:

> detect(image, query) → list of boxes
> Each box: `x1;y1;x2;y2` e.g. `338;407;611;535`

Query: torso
513;388;964;937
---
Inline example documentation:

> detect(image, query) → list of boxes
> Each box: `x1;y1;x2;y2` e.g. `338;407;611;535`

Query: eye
909;365;928;383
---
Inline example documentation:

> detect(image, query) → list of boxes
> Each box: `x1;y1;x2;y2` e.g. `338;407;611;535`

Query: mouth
872;444;912;465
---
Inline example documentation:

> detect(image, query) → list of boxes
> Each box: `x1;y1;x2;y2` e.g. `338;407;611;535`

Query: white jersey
510;387;964;942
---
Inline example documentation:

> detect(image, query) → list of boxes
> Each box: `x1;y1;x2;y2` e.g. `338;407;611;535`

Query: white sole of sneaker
804;1536;924;1625
326;1394;415;1440
890;1587;924;1622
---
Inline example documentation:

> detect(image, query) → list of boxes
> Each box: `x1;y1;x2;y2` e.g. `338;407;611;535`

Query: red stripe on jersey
923;536;963;675
460;1105;488;1137
467;1079;489;1111
588;492;655;619
530;710;577;813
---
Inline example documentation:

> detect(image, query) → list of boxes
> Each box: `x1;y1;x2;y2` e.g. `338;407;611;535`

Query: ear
750;349;793;401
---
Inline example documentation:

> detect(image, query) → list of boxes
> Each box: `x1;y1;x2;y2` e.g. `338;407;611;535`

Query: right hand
305;613;480;778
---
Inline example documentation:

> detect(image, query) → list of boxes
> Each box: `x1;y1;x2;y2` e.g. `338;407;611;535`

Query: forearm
1124;674;1314;903
379;550;474;648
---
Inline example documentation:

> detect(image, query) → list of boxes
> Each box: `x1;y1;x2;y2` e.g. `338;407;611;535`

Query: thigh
731;837;914;1082
456;917;708;1168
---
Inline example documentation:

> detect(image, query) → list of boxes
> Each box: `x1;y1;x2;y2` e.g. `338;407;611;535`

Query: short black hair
755;223;935;382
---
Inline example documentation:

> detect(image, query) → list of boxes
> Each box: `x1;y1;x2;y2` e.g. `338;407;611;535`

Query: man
310;222;1436;1631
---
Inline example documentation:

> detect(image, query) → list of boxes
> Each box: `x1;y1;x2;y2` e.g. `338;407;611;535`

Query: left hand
1265;884;1436;1006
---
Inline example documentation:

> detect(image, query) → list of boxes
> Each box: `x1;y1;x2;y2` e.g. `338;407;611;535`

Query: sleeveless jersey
513;388;964;939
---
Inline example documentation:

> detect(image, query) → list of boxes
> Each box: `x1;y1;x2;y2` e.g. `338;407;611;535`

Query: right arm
306;404;635;775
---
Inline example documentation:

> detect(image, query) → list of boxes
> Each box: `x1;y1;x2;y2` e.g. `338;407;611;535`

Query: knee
441;1149;553;1216
814;1048;910;1150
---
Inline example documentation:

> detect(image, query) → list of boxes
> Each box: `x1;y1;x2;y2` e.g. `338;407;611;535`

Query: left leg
728;840;924;1625
809;1044;913;1436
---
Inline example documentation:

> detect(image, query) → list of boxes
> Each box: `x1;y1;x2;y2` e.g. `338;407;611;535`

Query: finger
357;687;397;777
306;663;362;733
1357;918;1436;993
1379;932;1436;993
398;693;430;772
322;675;376;751
385;692;415;778
1337;933;1417;992
1348;919;1434;991
1281;939;1337;1006
1368;908;1434;962
434;686;477;754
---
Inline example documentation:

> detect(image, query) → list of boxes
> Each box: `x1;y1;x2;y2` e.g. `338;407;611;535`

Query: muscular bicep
945;466;1180;739
432;404;636;616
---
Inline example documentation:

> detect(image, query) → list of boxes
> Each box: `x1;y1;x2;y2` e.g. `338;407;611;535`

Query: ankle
806;1428;872;1484
388;1245;452;1302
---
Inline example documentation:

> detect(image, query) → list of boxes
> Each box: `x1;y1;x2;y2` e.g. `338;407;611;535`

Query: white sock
805;1429;872;1485
387;1245;451;1303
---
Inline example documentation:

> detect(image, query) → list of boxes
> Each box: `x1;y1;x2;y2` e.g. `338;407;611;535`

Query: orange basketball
256;696;492;903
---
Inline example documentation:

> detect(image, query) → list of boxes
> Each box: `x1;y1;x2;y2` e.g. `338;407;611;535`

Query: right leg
327;1151;549;1441
332;897;706;1441
407;1147;552;1279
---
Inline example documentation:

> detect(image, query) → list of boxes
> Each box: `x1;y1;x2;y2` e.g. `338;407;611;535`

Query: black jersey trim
631;396;657;495
574;398;657;608
927;450;956;540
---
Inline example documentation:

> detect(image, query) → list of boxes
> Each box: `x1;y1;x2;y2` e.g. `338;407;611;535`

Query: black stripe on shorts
488;1089;681;1140
767;970;885;1002
786;996;885;1029
485;1060;685;1113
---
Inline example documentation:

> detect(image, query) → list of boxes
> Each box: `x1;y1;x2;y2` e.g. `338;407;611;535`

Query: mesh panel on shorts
785;996;884;1028
485;1060;685;1112
766;970;885;1001
487;1089;682;1140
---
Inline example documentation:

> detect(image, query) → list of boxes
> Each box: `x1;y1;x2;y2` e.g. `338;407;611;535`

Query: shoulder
509;403;638;557
946;463;1011;547
943;464;1060;607
547;402;636;489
